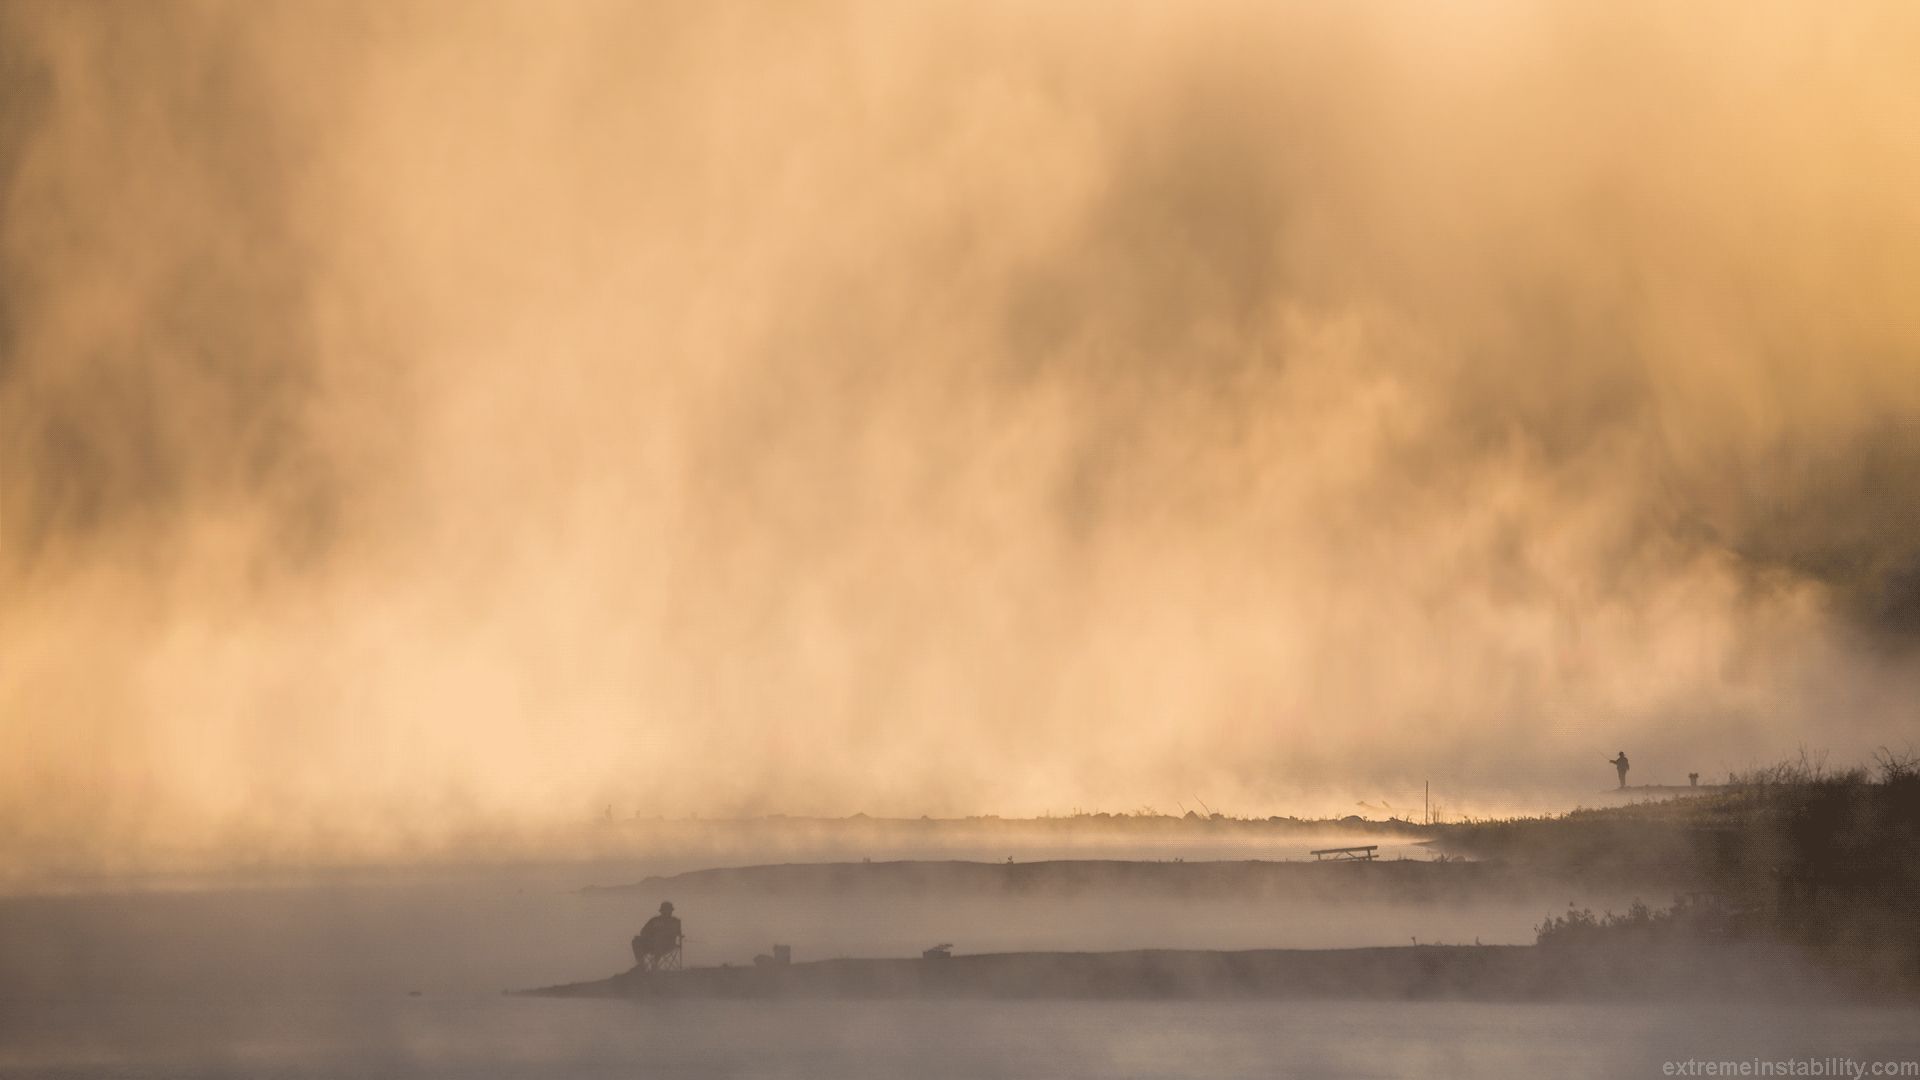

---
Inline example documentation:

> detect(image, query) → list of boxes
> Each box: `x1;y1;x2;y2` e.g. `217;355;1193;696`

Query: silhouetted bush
1535;894;1731;948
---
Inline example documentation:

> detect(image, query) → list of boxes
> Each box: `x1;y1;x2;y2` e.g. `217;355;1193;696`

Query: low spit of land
540;759;1920;1002
521;940;1858;1003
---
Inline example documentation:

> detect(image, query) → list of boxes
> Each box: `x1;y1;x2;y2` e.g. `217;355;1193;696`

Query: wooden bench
1309;845;1378;862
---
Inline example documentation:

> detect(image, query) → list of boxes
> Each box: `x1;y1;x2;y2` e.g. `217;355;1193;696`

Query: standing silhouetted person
1609;752;1630;789
633;901;682;968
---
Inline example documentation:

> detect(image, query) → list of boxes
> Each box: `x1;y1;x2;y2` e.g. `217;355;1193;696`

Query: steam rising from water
3;2;1917;881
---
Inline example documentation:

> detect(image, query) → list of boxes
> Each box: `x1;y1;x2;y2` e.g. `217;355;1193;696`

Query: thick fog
3;2;1918;884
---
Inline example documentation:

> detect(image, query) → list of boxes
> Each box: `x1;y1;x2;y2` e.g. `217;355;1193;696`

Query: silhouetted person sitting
1609;752;1630;789
632;901;682;968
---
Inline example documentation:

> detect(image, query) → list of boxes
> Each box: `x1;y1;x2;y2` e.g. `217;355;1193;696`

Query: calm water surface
5;996;1918;1080
3;857;1913;1078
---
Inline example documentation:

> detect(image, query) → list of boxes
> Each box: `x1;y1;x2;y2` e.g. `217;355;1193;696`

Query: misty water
5;847;1917;1078
9;995;1920;1080
10;2;1920;1076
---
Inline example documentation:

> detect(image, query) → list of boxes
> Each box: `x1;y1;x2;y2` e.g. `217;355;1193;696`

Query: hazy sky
3;1;1918;881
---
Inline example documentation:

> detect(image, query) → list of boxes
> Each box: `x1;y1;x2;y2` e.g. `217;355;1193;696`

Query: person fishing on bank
633;901;682;968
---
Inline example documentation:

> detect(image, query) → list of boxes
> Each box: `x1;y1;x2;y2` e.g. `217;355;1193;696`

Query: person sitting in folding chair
632;901;683;972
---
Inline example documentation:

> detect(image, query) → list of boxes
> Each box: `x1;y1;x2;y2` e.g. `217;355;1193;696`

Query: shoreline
519;942;1869;1004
